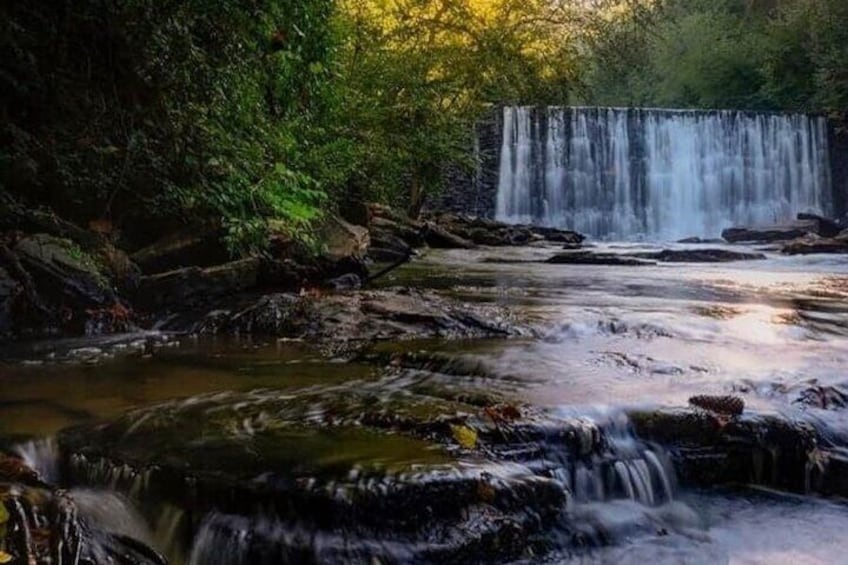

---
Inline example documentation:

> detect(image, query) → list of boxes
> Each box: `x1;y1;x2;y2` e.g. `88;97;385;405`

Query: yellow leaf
450;424;478;449
0;551;12;564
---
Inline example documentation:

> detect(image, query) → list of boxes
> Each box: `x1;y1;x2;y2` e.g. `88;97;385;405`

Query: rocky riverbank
0;195;581;346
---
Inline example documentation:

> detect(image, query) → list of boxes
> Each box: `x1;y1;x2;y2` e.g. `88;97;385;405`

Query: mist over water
496;106;833;240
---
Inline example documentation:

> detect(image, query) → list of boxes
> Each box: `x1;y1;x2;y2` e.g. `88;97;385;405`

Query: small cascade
563;412;676;507
14;436;60;483
496;106;833;239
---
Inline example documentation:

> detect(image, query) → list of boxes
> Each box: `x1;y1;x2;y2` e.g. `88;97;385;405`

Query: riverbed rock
796;213;843;237
725;212;846;245
634;249;766;263
546;251;655;266
781;232;848;255
676;237;725;244
163;289;522;342
722;220;819;243
629;408;817;493
433;213;584;247
56;380;572;562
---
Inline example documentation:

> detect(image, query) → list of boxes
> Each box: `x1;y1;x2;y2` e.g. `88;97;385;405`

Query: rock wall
829;123;848;221
433;108;501;218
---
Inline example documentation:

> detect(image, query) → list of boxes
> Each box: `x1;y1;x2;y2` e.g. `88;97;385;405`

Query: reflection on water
0;339;377;439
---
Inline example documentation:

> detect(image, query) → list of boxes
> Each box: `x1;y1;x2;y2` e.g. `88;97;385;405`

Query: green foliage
582;0;848;119
2;0;846;250
0;0;334;254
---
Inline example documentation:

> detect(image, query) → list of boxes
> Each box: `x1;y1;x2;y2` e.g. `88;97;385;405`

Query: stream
2;241;848;564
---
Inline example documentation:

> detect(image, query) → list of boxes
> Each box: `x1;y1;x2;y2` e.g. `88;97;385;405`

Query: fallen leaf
450;424;478;449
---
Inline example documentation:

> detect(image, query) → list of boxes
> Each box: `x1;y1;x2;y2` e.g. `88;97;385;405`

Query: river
2;240;848;564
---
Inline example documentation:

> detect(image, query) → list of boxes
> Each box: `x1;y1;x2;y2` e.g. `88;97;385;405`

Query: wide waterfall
495;106;833;239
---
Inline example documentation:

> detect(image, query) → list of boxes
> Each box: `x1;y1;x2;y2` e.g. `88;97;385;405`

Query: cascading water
496;106;833;239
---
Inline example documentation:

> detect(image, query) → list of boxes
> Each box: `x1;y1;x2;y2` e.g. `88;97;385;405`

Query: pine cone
688;395;744;416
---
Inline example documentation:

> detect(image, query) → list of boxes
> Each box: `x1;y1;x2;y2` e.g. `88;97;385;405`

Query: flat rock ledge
157;288;526;343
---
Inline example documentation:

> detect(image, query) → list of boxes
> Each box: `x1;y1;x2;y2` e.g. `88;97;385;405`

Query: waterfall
496;106;833;240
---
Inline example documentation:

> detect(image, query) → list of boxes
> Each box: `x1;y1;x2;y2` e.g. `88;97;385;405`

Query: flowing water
496;107;833;239
2;242;848;563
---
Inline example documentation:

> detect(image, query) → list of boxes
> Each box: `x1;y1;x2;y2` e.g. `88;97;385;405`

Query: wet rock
629;408;816;493
367;206;584;253
130;224;229;274
676;237;725;244
0;454;165;565
546;252;655;266
0;234;133;338
56;384;570;563
721;220;818;243
781;233;848;255
432;213;584;247
324;272;362;290
796;212;843;238
135;256;261;310
161;289;522;342
634;249;766;263
794;384;848;410
0;331;172;364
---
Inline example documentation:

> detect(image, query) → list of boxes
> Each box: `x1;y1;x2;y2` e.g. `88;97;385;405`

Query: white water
496;107;832;239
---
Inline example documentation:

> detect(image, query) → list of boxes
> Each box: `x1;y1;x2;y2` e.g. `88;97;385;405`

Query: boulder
130;224;230;274
797;212;843;237
422;221;477;249
13;234;115;306
318;215;370;261
367;229;413;263
135;257;261;310
0;234;133;337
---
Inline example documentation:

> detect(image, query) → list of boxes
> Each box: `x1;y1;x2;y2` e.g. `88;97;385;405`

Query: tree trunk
407;176;424;219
